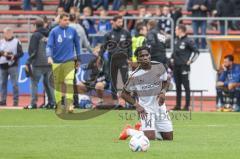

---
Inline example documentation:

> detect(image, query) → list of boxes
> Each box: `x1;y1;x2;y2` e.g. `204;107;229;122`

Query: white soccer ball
129;134;150;152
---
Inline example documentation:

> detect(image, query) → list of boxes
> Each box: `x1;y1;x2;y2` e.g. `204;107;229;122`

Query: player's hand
186;60;192;65
158;92;165;106
193;5;200;10
48;57;53;65
222;64;227;71
134;103;147;120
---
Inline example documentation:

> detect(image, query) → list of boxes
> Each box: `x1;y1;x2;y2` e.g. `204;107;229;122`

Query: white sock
155;131;163;140
127;128;144;137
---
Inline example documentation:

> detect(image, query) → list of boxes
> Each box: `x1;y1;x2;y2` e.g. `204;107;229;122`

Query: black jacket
172;35;199;66
59;0;74;13
146;28;167;64
102;27;132;60
187;0;211;17
216;0;235;17
28;27;49;67
73;0;92;13
232;0;240;16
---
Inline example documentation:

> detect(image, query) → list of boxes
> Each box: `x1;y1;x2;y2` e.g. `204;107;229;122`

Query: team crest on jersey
120;34;126;41
69;35;72;39
58;34;63;43
157;33;166;43
179;42;186;49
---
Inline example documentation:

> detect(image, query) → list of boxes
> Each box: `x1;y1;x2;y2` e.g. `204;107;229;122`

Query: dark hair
59;13;69;19
224;54;234;62
113;15;123;22
177;24;187;33
35;18;44;28
134;46;150;57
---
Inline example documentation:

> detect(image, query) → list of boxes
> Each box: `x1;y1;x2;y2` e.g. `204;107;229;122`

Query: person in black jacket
25;19;55;109
216;0;235;34
59;0;74;13
0;27;23;106
187;0;210;49
101;15;132;105
146;20;167;65
171;24;199;111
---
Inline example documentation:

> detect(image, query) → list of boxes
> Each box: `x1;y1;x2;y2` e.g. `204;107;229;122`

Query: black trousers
110;58;128;100
173;65;191;108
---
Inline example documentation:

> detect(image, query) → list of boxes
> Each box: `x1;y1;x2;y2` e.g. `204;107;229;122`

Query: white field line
0;124;239;129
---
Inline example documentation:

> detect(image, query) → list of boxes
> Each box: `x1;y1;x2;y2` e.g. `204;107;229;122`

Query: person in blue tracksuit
216;54;240;111
46;13;81;114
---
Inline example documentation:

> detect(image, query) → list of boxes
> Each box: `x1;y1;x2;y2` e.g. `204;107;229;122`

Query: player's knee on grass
161;132;173;141
77;82;88;93
143;130;156;140
95;82;105;90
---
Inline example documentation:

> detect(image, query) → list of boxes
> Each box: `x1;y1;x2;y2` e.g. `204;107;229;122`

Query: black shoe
0;101;6;106
46;103;55;109
61;96;66;106
38;103;45;109
24;105;37;109
171;106;181;111
182;106;190;111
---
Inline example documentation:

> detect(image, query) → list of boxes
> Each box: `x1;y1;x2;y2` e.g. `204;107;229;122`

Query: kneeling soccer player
119;46;173;140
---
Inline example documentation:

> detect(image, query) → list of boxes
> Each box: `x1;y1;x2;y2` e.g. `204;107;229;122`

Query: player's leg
77;82;88;94
64;61;76;113
110;59;118;103
119;112;156;140
140;112;156;140
95;81;105;104
228;83;239;91
155;103;173;140
52;63;65;113
9;66;19;106
43;67;55;108
173;66;182;110
182;73;190;110
0;68;8;105
29;67;42;108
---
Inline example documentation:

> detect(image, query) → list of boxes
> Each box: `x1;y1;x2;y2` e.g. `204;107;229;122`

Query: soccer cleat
119;125;132;140
134;122;141;130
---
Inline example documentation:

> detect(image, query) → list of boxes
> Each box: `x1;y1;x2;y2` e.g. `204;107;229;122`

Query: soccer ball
129;134;150;152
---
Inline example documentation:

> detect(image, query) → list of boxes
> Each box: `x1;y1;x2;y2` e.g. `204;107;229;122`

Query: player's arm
121;89;147;119
187;39;199;65
158;70;170;105
46;30;54;64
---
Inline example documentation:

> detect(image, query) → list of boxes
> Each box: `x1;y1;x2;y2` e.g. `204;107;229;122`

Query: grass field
0;109;239;159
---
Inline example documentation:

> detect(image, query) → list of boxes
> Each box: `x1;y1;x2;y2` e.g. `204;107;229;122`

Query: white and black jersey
124;62;168;113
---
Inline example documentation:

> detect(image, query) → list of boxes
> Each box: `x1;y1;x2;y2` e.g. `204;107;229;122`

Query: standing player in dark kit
171;24;199;111
101;15;132;105
146;20;167;65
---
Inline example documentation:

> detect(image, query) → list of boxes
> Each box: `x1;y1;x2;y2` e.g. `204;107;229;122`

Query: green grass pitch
0;109;239;159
